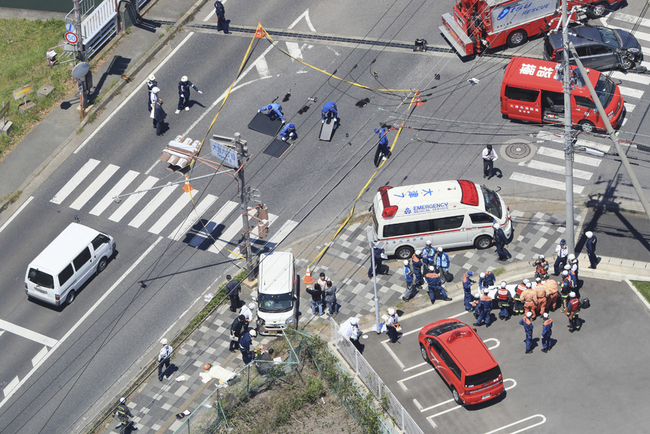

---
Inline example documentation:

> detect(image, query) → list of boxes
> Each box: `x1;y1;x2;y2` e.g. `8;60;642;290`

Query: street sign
210;138;238;168
13;84;33;101
0;102;9;120
65;32;78;45
66;23;76;33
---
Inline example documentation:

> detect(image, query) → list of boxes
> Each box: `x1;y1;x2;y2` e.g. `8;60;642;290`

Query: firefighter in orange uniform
521;282;538;319
545;278;559;312
535;278;548;316
513;279;528;316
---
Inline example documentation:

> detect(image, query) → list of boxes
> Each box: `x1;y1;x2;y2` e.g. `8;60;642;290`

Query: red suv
418;319;504;405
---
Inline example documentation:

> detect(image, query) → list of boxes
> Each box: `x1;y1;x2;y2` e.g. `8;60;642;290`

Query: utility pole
561;0;575;253
235;133;254;281
365;228;381;335
72;0;89;110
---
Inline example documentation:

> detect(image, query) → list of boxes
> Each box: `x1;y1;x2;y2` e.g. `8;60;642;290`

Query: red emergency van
500;57;624;132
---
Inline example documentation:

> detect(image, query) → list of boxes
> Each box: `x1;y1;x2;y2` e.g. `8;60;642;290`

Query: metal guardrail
64;0;117;60
329;317;425;434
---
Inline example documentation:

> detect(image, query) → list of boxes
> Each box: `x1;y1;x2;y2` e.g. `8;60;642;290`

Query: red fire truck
440;0;621;57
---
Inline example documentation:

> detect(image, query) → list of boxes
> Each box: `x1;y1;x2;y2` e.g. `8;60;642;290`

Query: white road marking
188;200;238;247
575;139;610;153
31;346;48;367
148;189;195;235
0;237;162;407
423;379;516;416
0;196;33;234
285;42;303;61
70;164;120;210
510;172;584;194
129;183;178;228
207;217;242;255
3;377;19;399
144;159;160;176
266;219;299;248
168;194;218;241
484;414;547;434
287;8;316;32
404;361;427;372
255;56;271;78
380;339;405;370
74;32;195;154
518;160;593;180
610;12;650;29
398;367;434;391
228;213;279;258
483;338;500;350
50;158;100;204
108;176;159;222
203;0;226;22
536;146;602;167
0;319;58;347
610;71;650;85
624;102;635;113
89;170;139;216
619;86;644;99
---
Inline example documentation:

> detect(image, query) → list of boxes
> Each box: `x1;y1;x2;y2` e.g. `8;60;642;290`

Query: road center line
0;196;33;234
0;236;162;408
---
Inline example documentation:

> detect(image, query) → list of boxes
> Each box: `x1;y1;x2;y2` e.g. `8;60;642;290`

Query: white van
25;223;116;306
253;251;297;335
370;180;512;259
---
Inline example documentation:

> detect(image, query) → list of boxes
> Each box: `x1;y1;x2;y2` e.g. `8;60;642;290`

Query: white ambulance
370;180;512;259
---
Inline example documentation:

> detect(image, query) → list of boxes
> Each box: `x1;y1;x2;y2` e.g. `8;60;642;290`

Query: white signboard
210;138;238;168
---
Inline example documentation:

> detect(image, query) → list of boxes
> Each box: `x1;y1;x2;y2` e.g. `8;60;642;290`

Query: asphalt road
1;0;650;432
361;277;650;433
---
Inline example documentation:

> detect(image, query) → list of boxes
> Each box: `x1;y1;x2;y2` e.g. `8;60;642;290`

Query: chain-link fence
329;317;425;434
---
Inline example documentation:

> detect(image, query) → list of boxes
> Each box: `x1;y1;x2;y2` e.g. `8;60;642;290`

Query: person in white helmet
386;308;400;343
534;254;549;279
585;231;598;269
566;291;581;332
422;240;435;267
150;86;160;124
560;270;573;312
158;338;174;381
474;288;493;327
239;328;257;364
541;312;553;353
493;222;510;261
519;311;534;354
176;75;202;114
434;247;450;279
113;397;135;432
411;250;424;287
402;260;415;302
568;253;579;287
339;317;363;352
147;74;158;111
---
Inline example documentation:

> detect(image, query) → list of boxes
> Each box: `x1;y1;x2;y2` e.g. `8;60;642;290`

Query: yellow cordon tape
307;93;418;268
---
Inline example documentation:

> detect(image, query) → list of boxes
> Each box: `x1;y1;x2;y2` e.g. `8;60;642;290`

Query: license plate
482;393;490;400
35;287;47;294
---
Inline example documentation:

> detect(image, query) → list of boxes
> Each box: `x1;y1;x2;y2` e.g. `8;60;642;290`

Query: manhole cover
505;143;531;159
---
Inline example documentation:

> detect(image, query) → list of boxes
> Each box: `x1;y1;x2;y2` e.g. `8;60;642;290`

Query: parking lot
360;277;650;433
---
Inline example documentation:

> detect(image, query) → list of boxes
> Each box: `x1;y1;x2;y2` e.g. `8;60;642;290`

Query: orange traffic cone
303;266;313;284
254;23;266;39
413;89;424;107
182;174;193;193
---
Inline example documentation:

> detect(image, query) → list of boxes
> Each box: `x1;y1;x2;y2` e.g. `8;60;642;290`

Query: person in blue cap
322;102;338;128
259;103;285;123
374;128;390;161
279;123;297;141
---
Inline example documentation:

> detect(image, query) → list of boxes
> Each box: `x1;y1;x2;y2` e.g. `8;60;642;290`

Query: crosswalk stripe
168;194;218;241
610;71;650;85
50;159;101;204
228;214;279;259
518;159;592;180
207;218;243;255
267;219;299;247
536;146;602;167
510;172;584;194
188;200;238;247
575;139;610;153
129;183;178;228
624;102;636;113
610;12;650;30
603;20;650;43
255;56;271;78
619;86;644;99
286;42;303;60
69;164;119;210
108;176;159;222
89;170;139;216
148;190;196;235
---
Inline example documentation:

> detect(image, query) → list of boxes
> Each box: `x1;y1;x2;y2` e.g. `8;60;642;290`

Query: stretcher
319;118;336;141
248;112;283;136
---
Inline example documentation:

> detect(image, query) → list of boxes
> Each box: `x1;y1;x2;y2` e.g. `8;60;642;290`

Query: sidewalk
86;195;650;434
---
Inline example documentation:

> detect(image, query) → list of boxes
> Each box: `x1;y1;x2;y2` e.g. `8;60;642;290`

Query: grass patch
493;267;506;276
0;190;22;210
631;280;650;304
0;18;76;160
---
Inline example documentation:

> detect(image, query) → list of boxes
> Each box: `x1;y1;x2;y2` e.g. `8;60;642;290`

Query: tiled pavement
96;198;592;434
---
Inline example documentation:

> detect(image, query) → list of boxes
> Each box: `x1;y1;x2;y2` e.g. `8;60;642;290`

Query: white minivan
253;251;297;335
25;223;116;306
371;180;512;259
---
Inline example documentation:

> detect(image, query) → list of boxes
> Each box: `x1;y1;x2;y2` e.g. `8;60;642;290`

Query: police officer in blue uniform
493;222;510;261
176;76;202;114
541;312;553;352
462;271;475;311
411;250;424;287
422;241;435;267
279;122;297;141
374;127;390;160
474;288;493;327
520;311;534;354
259;103;286;123
322;102;338;128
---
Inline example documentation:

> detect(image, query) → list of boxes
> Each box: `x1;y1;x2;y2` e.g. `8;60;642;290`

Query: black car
544;25;642;71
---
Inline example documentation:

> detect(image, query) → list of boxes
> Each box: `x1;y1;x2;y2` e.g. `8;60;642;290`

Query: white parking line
0;196;33;234
0;237;162;408
381;340;405;370
484;414;547;434
3;377;19;399
31;346;48;367
0;319;58;347
421;378;517;414
398;368;434;392
483;338;500;350
404;361;427;372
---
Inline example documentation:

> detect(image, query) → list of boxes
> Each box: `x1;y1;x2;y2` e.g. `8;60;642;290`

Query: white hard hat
181;75;188;82
539;254;545;259
543;313;549;319
148;74;155;81
350;317;360;325
569;291;576;298
437;247;443;253
403;260;409;266
152;87;160;94
425;240;432;245
525;282;532;289
562;270;569;276
568;254;576;261
475;292;481;298
483;288;489;294
564;264;571;270
249;329;257;337
388;308;395;315
492;223;499;229
415;249;421;255
523;279;530;284
586;231;593;238
500;281;507;288
160;338;168;345
536;277;541;283
480;272;485;278
120;397;126;404
429;266;435;272
526;311;532;318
